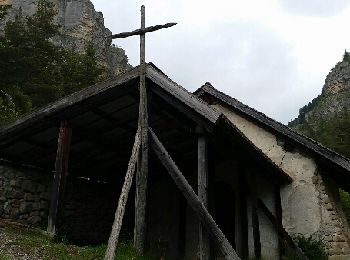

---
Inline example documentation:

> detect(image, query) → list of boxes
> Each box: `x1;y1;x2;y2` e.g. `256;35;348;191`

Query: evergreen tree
0;0;105;124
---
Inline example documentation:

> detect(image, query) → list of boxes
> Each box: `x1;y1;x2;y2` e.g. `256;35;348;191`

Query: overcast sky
91;0;350;124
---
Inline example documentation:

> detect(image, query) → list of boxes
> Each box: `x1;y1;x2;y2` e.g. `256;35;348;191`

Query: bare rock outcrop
0;0;131;76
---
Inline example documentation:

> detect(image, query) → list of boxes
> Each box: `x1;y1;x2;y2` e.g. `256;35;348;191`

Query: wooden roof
1;63;349;187
0;64;221;182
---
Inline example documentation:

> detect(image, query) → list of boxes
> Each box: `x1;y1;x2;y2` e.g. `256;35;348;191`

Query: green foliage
1;224;154;259
343;50;350;62
0;0;104;124
0;5;10;19
340;189;350;224
283;235;327;260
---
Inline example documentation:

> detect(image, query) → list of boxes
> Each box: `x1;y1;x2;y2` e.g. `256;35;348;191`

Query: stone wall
0;161;122;243
0;162;51;228
212;102;350;258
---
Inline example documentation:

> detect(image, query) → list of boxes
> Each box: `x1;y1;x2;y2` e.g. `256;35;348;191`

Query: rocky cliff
289;52;350;130
0;0;131;76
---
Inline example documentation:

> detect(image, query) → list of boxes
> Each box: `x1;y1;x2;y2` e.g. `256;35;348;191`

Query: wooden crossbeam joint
111;22;177;39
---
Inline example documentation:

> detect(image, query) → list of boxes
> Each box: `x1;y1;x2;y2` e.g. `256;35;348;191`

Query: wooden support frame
47;120;72;235
198;130;210;260
149;127;240;260
257;199;309;260
134;5;148;254
104;130;141;260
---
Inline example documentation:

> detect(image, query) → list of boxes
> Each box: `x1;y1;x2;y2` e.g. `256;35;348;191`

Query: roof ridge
196;83;350;165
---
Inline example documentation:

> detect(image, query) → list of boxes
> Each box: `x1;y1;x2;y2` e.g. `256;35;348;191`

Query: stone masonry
0;162;51;228
213;102;350;259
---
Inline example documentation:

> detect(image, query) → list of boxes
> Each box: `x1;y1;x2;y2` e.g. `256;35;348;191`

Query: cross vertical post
134;5;148;254
110;5;176;255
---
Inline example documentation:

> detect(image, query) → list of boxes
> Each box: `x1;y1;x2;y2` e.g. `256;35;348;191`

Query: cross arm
111;22;177;39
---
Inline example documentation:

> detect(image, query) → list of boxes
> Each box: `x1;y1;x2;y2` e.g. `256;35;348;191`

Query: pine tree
0;0;105;124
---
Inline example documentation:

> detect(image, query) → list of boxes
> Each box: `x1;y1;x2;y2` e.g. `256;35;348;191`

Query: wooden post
104;130;141;260
47;120;72;235
238;172;249;259
134;5;149;254
149;127;240;260
250;174;261;259
275;185;284;259
198;131;210;260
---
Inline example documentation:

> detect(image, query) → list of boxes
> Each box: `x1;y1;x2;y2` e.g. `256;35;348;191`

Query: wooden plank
111;22;177;39
104;130;140;260
257;199;309;260
134;5;148;254
198;132;210;260
47;121;72;235
149;127;240;260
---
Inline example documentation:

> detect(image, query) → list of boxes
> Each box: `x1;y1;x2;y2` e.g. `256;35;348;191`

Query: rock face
289;56;350;128
0;0;131;76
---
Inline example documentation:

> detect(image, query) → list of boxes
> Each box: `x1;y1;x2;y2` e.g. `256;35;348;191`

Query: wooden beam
250;175;261;259
275;185;284;259
104;130;140;260
111;22;177;39
134;5;148;254
257;199;309;260
238;172;249;259
47;121;72;235
198;131;210;260
149;127;240;260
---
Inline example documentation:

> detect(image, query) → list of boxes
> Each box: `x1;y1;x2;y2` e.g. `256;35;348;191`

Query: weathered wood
149;127;240;260
238;173;249;259
146;65;220;125
275;185;284;259
198;132;210;260
104;130;141;260
111;22;177;39
250;175;261;258
257;199;309;260
47;121;72;235
134;5;148;254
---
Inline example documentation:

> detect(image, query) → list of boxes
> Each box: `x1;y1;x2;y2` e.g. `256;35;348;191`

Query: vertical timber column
47;120;72;235
250;173;261;259
198;131;210;260
134;5;149;254
275;184;284;259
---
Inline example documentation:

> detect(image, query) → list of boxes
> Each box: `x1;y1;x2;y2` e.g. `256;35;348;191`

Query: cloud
279;0;350;16
142;21;300;123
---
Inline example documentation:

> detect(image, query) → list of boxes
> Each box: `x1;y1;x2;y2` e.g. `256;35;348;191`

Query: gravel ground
0;220;46;260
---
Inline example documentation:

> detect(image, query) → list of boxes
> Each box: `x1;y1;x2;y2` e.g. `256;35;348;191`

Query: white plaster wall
212;103;350;258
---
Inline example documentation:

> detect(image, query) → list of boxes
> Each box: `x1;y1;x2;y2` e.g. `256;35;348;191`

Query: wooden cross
104;5;176;259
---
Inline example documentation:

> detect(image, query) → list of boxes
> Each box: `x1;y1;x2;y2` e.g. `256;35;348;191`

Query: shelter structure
0;64;350;259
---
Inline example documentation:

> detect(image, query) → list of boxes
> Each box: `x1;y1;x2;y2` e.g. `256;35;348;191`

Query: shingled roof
195;82;350;189
1;64;350;188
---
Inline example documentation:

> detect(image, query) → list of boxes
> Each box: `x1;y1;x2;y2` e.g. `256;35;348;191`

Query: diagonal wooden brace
104;130;141;260
149;127;240;260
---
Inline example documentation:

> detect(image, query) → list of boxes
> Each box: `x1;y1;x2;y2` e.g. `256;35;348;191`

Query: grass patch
1;224;154;260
